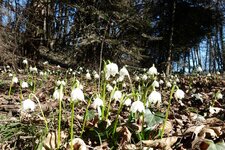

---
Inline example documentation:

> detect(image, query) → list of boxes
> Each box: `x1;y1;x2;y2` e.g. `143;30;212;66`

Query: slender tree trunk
220;24;225;71
166;0;176;75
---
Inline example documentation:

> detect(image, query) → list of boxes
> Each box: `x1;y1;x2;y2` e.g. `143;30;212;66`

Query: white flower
43;61;48;65
12;76;18;84
85;72;91;80
207;73;211;77
148;91;162;106
122;82;126;88
216;92;223;99
159;79;164;84
106;84;113;92
9;73;13;77
196;66;203;72
117;76;124;82
105;62;118;80
56;80;66;86
217;71;220;75
6;65;10;69
53;89;63;100
21;81;29;88
112;80;117;85
94;73;100;79
152;80;159;88
147;64;157;75
112;90;122;101
124;98;132;106
142;74;148;81
21;99;36;111
23;59;28;65
130;100;145;113
39;71;44;76
119;66;129;77
134;75;140;81
174;89;185;100
93;97;103;109
57;65;61;68
71;88;85;102
166;82;172;88
29;66;38;73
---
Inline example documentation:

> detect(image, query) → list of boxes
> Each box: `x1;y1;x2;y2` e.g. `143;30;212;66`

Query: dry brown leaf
159;121;173;136
142;136;178;150
65;138;87;150
42;131;67;150
116;126;132;146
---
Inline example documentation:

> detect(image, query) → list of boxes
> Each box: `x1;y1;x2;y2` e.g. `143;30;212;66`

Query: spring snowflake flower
43;61;48;65
9;73;13;77
53;89;64;100
142;74;148;81
152;80;159;88
93;97;103;109
71;88;85;102
29;66;38;73
130;100;145;113
117;76;124;82
147;64;157;75
196;66;203;72
166;82;172;88
119;66;129;78
21;99;36;111
23;59;28;65
85;72;91;80
94;73;100;79
148;91;162;106
56;80;66;86
106;84;113;92
134;75;140;81
124;98;132;106
216;92;223;99
39;71;44;76
174;89;185;100
12;76;18;84
105;62;118;80
112;90;122;101
159;79;164;84
21;81;29;88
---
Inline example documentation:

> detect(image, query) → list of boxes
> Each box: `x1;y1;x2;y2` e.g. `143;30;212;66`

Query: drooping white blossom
105;62;118;80
174;89;185;100
130;100;145;113
147;64;158;75
12;76;18;84
151;80;159;88
148;91;162;106
53;89;64;100
112;90;122;101
85;72;91;80
21;81;29;88
23;59;28;65
21;99;36;111
71;88;85;102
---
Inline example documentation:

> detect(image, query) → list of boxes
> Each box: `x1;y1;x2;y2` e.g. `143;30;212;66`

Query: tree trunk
166;0;176;75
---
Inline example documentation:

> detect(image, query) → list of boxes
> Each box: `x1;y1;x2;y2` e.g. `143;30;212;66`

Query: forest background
0;0;224;74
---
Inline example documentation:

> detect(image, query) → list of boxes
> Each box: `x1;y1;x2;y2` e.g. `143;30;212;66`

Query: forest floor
0;64;225;150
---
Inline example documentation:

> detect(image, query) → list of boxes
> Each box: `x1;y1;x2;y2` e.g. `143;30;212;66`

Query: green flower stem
70;100;75;150
8;81;13;96
81;98;92;137
105;86;116;120
160;84;176;139
57;84;63;149
112;95;124;138
30;93;49;133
